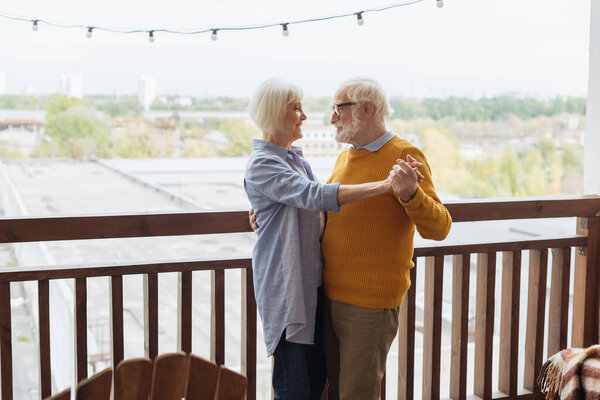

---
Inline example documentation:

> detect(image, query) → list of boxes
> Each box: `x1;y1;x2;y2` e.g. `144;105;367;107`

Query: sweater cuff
398;185;425;209
322;182;341;212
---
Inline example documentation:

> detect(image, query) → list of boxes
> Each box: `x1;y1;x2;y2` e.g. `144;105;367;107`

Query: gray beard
334;118;360;144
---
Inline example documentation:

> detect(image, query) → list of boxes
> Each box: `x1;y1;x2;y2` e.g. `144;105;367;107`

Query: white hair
336;77;391;120
248;78;303;135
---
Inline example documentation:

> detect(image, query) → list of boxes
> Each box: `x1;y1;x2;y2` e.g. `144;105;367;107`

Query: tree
499;146;522;196
218;119;260;157
42;112;110;159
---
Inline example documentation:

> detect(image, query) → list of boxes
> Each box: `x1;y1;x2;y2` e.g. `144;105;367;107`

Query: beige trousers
324;298;399;400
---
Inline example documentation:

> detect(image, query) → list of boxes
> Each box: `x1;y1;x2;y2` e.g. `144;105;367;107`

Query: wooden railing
0;196;599;400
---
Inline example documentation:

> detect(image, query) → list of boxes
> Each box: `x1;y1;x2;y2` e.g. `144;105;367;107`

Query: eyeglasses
331;102;358;116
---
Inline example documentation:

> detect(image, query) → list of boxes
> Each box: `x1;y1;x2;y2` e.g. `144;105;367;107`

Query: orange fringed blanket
538;345;600;400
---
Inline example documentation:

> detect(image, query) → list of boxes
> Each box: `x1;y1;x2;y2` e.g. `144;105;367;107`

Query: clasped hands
387;154;424;203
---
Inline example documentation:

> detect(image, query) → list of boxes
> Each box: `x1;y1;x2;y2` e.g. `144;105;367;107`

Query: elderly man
321;77;452;400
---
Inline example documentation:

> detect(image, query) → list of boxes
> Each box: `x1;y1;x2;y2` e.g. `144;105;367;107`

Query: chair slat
39;279;52;399
216;366;247;400
114;357;152;400
499;251;521;397
149;352;188;400
422;255;443;400
524;249;548;392
76;367;113;400
186;354;220;400
450;253;470;400
44;388;71;400
474;252;496;399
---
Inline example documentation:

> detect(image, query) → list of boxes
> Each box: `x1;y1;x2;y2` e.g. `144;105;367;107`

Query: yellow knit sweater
322;136;452;309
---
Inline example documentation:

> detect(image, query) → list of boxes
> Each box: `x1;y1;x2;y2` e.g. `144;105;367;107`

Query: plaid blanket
538;345;600;400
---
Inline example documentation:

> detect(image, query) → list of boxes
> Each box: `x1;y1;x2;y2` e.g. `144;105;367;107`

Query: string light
0;0;427;42
356;12;364;26
436;0;444;8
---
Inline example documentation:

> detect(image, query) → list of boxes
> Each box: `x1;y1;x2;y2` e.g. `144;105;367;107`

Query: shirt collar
352;131;395;152
252;139;293;159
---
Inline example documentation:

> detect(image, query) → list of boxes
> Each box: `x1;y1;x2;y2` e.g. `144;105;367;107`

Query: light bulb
281;24;289;37
148;31;155;43
32;20;39;31
356;13;364;26
211;29;218;41
436;0;444;8
86;27;93;39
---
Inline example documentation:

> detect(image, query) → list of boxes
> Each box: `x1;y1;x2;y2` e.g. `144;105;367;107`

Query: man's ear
362;101;375;117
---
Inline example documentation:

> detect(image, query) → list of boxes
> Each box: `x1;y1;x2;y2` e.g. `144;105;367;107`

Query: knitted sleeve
397;147;452;241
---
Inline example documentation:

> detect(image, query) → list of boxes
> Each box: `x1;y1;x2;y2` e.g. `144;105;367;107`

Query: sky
0;0;592;98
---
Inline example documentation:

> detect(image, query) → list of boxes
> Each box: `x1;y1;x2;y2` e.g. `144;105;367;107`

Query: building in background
138;75;157;112
296;125;344;156
59;73;83;99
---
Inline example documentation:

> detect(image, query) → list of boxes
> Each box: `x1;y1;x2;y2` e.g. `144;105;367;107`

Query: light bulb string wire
0;0;424;36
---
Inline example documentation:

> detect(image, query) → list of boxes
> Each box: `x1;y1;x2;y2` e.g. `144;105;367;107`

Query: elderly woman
244;78;396;399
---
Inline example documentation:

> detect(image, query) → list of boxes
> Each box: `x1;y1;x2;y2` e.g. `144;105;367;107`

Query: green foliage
218;119;260;157
45;96;83;117
390;96;586;121
42;104;110;159
94;97;143;117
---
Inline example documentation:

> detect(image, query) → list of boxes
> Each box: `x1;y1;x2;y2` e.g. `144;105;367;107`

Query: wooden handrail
0;196;598;244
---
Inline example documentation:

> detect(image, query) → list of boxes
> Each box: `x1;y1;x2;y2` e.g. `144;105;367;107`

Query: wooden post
572;216;600;348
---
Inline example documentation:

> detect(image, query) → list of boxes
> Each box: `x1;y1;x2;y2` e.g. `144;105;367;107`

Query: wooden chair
149;352;189;400
76;367;113;400
114;357;153;400
215;366;247;400
44;388;71;400
185;354;220;400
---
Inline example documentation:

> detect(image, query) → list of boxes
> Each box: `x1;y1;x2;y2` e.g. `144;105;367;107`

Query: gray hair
336;77;391;120
249;78;303;135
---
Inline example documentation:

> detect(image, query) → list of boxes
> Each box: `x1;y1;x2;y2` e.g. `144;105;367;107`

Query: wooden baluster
450;253;470;400
0;281;12;400
178;271;192;354
75;277;88;382
547;248;571;356
398;259;416;400
144;272;158;360
572;216;600;348
524;249;548;392
38;280;51;399
111;275;124;367
423;256;443;400
211;269;225;365
474;252;495;400
498;251;521;397
242;267;257;400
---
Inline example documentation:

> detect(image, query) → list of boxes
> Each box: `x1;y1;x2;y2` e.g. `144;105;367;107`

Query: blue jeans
272;289;326;400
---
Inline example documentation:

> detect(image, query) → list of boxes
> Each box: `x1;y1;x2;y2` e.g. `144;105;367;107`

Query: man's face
330;90;361;145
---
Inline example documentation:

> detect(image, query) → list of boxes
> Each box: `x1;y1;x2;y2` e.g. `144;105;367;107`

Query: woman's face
282;101;306;142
